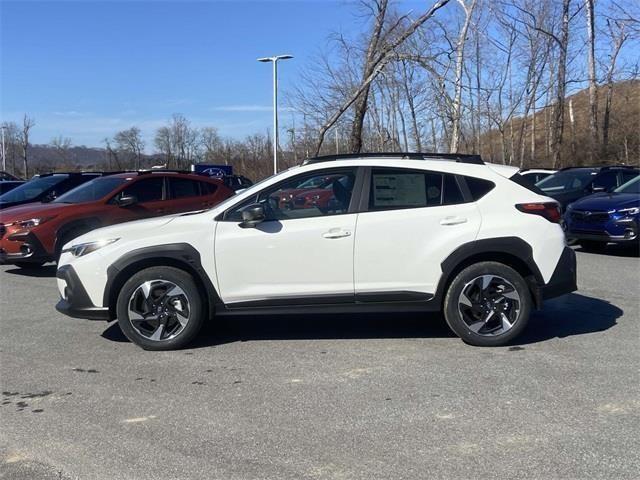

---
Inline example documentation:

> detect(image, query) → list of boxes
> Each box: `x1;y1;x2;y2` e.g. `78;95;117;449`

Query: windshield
54;177;127;203
536;169;597;193
614;175;640;194
0;175;68;203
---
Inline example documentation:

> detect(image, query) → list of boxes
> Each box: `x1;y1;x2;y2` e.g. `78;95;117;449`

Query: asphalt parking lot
1;245;639;480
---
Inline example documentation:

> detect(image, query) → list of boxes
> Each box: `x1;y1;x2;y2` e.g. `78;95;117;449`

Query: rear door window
368;169;465;211
120;177;164;203
169;177;201;199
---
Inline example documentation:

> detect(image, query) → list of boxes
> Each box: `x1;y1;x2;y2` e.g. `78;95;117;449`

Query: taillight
515;202;561;223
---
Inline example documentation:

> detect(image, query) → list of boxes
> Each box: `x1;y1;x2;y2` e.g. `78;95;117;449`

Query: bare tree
313;0;451;155
449;0;478;153
200;127;223;163
20;115;35;178
585;0;599;162
601;17;631;155
114;127;145;170
51;136;73;164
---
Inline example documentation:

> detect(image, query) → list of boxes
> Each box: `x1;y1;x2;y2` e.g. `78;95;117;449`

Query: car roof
302;152;484;166
104;171;224;182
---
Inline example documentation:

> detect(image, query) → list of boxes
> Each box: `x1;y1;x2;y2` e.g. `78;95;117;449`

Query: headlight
7;217;55;229
62;238;119;257
617;207;640;216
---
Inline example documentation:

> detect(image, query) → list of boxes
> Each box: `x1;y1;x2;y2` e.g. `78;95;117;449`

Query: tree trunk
449;0;478;153
550;0;571;169
585;0;599;162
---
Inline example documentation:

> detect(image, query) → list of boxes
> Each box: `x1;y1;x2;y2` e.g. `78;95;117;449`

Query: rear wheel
444;262;531;347
116;266;205;350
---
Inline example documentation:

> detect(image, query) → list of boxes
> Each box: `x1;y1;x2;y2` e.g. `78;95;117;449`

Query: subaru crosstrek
565;174;639;250
0;171;234;268
55;153;577;349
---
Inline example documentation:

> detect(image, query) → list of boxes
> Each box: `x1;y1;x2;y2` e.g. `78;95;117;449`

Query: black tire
13;261;45;269
444;261;531;347
578;240;607;252
116;266;205;350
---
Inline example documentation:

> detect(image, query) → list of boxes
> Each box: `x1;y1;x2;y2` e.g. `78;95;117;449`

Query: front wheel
116;266;205;350
444;262;531;347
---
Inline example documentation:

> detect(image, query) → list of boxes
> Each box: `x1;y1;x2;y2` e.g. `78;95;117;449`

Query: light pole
257;54;293;175
1;126;6;172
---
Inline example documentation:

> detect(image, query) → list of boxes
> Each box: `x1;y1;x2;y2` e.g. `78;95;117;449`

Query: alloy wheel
127;280;191;341
457;275;521;336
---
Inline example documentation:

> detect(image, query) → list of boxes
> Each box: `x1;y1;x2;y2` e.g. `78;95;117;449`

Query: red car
291;175;353;213
274;175;340;209
0;171;234;268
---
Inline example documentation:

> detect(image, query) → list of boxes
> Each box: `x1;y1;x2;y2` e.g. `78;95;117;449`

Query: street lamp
1;126;7;172
257;54;293;175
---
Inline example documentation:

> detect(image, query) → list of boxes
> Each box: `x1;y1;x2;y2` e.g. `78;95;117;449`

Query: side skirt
215;292;438;316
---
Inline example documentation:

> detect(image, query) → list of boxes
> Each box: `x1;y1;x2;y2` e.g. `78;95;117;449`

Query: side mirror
240;203;265;228
117;194;138;207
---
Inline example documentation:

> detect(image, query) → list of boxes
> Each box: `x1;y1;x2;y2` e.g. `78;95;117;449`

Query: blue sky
1;0;370;148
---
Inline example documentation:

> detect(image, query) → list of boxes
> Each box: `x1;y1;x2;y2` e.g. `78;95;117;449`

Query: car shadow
574;243;640;258
3;264;57;278
101;292;620;349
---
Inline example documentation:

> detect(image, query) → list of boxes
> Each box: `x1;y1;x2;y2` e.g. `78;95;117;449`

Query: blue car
565;175;639;250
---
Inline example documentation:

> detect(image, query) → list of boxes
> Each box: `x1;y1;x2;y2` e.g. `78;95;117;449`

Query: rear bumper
538;246;577;301
55;264;111;320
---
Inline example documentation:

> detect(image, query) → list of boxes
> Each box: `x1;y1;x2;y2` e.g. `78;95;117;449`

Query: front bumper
55;264;111;320
565;215;638;244
538;246;577;302
0;231;53;265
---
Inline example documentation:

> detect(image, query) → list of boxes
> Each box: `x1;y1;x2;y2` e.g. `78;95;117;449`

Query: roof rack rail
558;164;638;171
302;152;484;166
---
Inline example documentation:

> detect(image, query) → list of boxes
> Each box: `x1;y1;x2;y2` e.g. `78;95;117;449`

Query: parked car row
2;155;636;352
0;170;250;267
0;170;25;195
533;165;639;251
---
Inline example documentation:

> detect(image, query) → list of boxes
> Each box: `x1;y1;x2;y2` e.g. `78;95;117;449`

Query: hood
69;213;182;245
570;192;640;212
0;202;70;223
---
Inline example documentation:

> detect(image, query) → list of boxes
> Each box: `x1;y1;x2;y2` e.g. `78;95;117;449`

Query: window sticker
372;174;426;207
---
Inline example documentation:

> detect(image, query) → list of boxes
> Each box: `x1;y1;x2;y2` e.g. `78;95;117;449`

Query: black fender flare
103;243;220;320
433;237;545;308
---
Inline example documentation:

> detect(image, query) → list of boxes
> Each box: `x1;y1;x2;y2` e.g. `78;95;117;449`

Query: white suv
55;154;577;350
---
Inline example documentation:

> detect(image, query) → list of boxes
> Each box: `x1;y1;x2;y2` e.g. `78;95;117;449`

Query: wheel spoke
459;291;474;308
467;320;485;333
149;324;164;341
500;313;512;331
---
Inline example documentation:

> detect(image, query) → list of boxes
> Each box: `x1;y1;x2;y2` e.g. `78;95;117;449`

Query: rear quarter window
464;176;496;200
508;173;544;195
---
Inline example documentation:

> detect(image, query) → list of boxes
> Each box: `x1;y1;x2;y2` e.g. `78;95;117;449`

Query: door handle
440;216;467;226
322;228;352;239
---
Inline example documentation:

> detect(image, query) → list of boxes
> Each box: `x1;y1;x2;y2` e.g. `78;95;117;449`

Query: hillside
478;80;640;168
